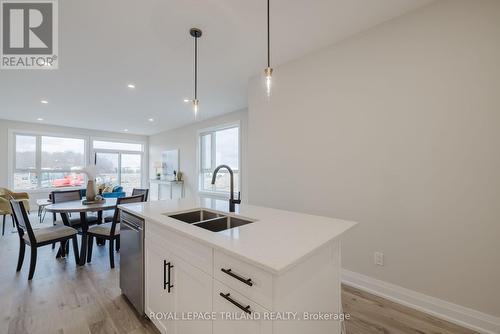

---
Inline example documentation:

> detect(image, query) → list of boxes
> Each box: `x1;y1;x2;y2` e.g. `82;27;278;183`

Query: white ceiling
0;0;432;135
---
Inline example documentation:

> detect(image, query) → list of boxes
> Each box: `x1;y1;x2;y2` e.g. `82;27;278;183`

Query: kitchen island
119;198;357;334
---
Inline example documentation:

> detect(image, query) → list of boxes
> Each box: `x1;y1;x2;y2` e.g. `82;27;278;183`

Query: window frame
10;130;88;192
8;130;147;192
197;121;241;198
91;138;145;192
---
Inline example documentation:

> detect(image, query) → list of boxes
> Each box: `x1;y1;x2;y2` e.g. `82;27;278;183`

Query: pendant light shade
264;0;273;97
190;28;202;117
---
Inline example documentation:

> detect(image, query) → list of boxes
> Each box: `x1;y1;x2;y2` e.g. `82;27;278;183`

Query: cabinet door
145;242;174;334
213;280;272;334
170;254;213;334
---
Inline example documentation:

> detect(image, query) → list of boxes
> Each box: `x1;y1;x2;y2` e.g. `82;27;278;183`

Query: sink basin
167;209;222;224
194;216;254;232
165;209;256;232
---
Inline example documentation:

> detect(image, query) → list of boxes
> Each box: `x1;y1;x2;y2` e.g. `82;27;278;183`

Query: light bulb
264;67;273;97
193;99;199;118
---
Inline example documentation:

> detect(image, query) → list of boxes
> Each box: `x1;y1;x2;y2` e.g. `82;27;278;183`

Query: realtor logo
1;0;58;69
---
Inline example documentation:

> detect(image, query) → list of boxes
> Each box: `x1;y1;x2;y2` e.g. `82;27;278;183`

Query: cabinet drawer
213;280;272;334
214;250;273;310
147;221;213;275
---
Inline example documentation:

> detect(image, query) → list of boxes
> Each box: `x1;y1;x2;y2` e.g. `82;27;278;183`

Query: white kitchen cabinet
213;280;272;334
145;237;212;334
137;202;350;334
145;240;174;333
170;253;213;334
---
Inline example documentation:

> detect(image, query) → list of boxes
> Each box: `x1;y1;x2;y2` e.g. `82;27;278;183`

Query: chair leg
87;236;93;263
116;236;120;252
60;241;66;257
16;240;25;271
2;215;5;236
11;215;15;228
71;236;80;264
66;240;70;255
109;239;115;269
28;247;37;280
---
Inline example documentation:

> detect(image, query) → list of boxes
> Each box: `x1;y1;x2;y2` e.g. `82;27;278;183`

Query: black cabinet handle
163;260;174;293
163;260;167;290
221;268;253;286
219;293;252;314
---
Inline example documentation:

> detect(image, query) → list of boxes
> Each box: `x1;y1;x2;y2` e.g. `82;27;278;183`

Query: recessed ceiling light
148;118;155;122
127;83;135;89
183;99;190;103
123;129;129;132
40;99;48;104
37;118;44;121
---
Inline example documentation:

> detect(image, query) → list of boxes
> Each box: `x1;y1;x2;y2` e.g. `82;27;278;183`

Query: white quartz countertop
119;198;357;274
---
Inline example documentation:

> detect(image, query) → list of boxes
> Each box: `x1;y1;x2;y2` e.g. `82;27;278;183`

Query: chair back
10;200;36;243
52;189;82;203
109;194;145;236
132;188;149;201
0;188;12;198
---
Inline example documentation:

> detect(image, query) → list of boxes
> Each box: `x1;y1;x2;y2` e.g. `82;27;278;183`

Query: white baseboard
342;269;500;334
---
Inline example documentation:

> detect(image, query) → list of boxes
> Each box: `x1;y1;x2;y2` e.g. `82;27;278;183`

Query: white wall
0;119;149;206
149;109;248;201
247;0;500;318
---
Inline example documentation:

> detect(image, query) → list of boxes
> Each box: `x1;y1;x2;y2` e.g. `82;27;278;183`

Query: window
93;140;143;194
198;124;240;195
93;140;142;152
11;134;145;193
13;134;86;190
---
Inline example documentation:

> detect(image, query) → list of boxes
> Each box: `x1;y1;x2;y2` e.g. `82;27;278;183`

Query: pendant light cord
194;36;198;100
267;0;270;68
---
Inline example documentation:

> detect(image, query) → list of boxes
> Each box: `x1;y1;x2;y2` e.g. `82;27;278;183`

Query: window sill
13;186;83;194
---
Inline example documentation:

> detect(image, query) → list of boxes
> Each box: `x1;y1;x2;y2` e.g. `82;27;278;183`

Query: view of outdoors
14;135;143;193
95;152;141;193
14;135;85;189
95;152;119;185
121;154;142;194
200;126;239;194
14;135;37;189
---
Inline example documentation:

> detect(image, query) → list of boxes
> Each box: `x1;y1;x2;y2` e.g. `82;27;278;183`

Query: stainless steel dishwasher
120;210;145;314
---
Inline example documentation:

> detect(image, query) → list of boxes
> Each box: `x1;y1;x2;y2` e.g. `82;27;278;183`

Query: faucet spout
211;164;240;212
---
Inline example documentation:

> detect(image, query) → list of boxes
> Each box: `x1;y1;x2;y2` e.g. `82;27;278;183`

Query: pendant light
264;0;273;97
189;28;202;117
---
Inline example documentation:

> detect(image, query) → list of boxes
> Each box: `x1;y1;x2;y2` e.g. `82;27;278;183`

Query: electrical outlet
374;252;384;266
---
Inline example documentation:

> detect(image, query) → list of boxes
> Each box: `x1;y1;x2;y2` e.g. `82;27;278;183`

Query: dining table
44;198;118;266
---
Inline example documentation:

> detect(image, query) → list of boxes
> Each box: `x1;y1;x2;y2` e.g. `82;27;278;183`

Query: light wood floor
0;215;479;334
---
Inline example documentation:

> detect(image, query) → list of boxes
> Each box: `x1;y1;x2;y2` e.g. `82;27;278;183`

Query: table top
45;198;118;213
36;199;52;206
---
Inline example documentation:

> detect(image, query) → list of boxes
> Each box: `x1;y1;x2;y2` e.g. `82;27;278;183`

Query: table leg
96;211;105;246
56;212;71;258
79;212;88;266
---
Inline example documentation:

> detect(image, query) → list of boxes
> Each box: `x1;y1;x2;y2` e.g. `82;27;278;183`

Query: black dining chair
51;190;99;227
86;194;144;268
10;200;79;280
50;190;98;251
132;188;149;201
104;188;149;223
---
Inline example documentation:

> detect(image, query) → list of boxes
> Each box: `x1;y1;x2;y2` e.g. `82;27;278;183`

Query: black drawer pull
164;260;174;293
221;268;253;286
219;293;251;314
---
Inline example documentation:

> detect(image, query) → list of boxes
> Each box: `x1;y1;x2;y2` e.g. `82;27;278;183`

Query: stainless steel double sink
165;209;256;232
